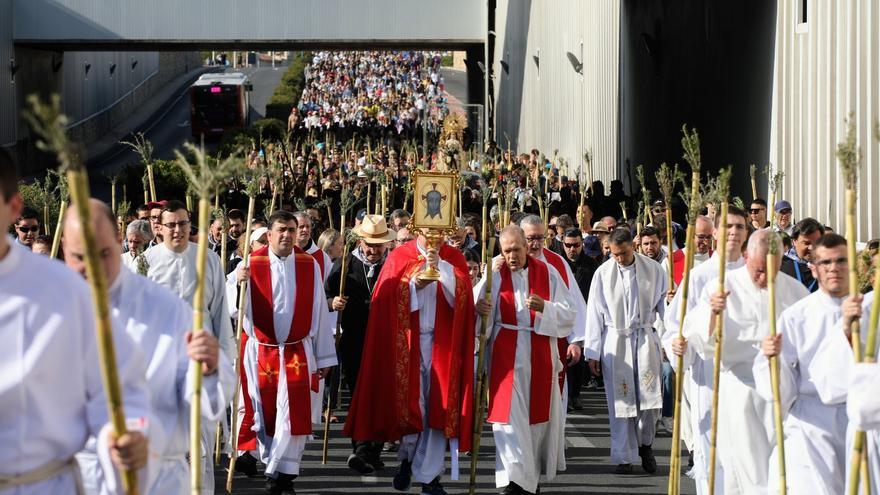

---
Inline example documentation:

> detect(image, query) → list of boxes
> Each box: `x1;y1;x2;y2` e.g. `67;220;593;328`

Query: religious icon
409;169;459;280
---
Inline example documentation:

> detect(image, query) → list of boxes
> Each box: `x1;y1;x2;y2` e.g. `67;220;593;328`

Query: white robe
662;253;745;493
685;266;808;495
144;242;235;494
476;261;576;492
585;252;666;465
750;289;848;495
304;242;334;426
144;242;234;359
238;249;337;475
0;241;151;495
398;250;458;484
812;291;879;495
77;268;236;495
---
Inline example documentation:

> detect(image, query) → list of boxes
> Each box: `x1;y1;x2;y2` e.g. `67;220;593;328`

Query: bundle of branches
25;94;139;493
122;132;157;203
173;142;243;494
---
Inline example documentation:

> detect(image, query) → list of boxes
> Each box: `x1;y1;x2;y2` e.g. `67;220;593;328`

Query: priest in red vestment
235;210;337;495
344;233;476;495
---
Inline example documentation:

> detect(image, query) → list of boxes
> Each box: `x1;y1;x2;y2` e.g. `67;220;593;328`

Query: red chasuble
238;245;316;450
488;256;554;425
671;249;686;286
542;248;570;392
343;241;476;452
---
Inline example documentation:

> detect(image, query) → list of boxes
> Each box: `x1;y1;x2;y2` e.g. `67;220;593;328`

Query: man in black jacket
560;228;599;410
780;217;824;293
326;214;396;475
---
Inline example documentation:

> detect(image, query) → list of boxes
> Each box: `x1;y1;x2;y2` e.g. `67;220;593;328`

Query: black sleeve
325;256;345;299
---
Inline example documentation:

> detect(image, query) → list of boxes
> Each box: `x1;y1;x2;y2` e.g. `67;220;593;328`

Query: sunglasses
749;208;765;214
18;225;39;233
563;242;583;249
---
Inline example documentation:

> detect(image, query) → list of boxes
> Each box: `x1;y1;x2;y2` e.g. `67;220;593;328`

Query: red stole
488;256;553;425
237;245;316;450
307;244;326;280
542;248;570;392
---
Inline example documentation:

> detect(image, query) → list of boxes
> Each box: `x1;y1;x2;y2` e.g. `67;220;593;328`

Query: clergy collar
160;242;189;257
815;288;845;306
269;248;294;262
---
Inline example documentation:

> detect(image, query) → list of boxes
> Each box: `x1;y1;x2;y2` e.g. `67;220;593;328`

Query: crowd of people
4;127;880;495
288;51;450;142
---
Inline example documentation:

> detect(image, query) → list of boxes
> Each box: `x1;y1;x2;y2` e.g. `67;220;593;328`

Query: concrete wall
492;0;621;185
770;0;880;242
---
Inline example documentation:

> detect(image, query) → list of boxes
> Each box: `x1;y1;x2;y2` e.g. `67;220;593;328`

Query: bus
189;72;252;138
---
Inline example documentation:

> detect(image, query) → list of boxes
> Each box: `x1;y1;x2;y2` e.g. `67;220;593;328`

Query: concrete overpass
12;0;485;50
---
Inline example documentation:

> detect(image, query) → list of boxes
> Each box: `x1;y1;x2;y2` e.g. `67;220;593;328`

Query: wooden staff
321;216;349;464
143;173;150;205
469;186;495;495
750;164;758;200
707;168;732;494
668;125;702;495
225;195;256;494
766;231;787;495
656;162;680;294
49;174;68;259
25;95;139;494
111;177;117;217
838;117;872;495
172;145;242;495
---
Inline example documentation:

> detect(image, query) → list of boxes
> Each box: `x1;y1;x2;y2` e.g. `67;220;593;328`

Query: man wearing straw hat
0;154;152;494
752;233;851;495
327;214;395;475
681;229;807;494
345;219;476;495
232;210;337;495
63;199;235;495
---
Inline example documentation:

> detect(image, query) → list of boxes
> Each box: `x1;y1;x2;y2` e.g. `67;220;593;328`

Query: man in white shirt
121;219;153;274
143;199;235;494
0;156;151;494
752;233;851;494
63;198;236;495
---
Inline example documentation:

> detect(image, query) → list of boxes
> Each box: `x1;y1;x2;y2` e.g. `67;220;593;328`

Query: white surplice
0;241;151;495
304;242;334;427
238;249;337;476
397;249;458;484
77;267;236;495
144;242;235;494
685;266;808;495
476;260;576;493
662;253;745;493
585;253;666;465
750;288;848;495
812;291;879;495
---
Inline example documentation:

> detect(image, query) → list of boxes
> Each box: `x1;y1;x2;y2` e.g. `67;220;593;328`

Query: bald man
0;157;150;495
64;199;235;495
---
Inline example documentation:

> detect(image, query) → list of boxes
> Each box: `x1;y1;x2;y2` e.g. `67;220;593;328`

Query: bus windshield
191;85;240;128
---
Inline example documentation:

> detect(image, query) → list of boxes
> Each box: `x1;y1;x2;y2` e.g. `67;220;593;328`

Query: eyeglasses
149;215;161;221
162;220;191;230
563;242;583;249
695;234;713;241
778;209;792;215
813;257;848;268
525;235;545;242
17;225;39;233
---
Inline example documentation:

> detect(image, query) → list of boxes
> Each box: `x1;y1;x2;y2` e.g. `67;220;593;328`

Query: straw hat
591;221;611;234
355;214;397;244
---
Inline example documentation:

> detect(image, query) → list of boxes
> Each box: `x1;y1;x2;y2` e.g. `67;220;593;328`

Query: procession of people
3;52;880;495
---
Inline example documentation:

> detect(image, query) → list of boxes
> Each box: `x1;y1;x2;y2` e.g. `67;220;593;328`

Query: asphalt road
214;387;696;495
87;64;287;197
